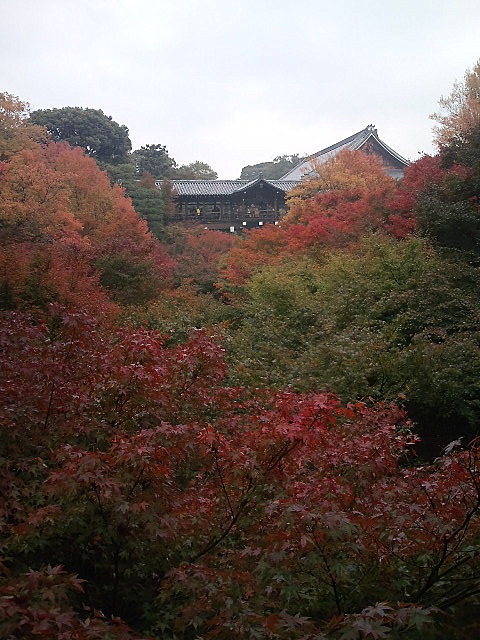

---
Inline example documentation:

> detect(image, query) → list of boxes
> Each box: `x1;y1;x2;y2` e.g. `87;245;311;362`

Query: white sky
1;0;480;178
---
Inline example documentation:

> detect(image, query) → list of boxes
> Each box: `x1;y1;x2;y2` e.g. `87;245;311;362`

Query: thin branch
213;448;235;521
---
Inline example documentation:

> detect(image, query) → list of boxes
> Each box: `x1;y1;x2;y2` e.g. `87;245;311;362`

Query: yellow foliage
430;59;480;147
0;92;47;160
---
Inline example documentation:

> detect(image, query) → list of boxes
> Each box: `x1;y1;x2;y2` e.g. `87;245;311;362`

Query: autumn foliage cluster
1;73;480;640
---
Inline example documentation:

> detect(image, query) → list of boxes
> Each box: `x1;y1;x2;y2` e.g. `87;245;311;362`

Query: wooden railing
177;210;281;224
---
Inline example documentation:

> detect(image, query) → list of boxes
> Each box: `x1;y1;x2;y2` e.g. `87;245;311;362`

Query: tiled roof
159;178;300;197
280;125;409;180
267;180;300;192
168;180;242;196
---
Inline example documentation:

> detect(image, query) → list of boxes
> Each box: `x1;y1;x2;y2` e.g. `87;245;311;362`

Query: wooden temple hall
161;178;299;231
157;125;409;231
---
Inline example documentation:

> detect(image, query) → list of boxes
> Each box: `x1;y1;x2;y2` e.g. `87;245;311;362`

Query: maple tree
2;86;480;639
286;148;396;205
164;225;235;293
219;150;415;290
0;140;175;311
228;235;480;449
431;59;480;148
0;91;47;160
392;150;480;255
220;223;289;287
1;306;480;638
121;285;230;345
282;150;409;249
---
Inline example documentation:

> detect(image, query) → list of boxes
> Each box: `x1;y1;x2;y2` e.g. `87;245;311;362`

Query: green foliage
240;154;301;180
416;197;480;254
103;162;165;238
121;285;234;344
131;143;176;179
6;309;480;638
228;235;480;447
4;81;480;640
96;253;162;306
172;160;218;180
412;125;480;256
30;106;132;164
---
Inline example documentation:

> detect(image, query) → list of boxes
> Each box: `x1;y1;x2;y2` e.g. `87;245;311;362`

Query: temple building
281;124;409;181
159;125;409;231
163;177;298;230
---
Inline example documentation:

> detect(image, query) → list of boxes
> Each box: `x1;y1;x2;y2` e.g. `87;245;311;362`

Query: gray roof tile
280;125;409;180
160;178;300;197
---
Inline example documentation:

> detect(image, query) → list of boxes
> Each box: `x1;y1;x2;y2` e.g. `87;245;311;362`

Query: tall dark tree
405;129;480;255
29;106;132;164
131;143;176;179
104;162;166;238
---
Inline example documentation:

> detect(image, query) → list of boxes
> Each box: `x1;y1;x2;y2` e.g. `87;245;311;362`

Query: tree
228;236;480;450
29;106;132;164
240;154;301;180
397;151;480;255
220;224;289;287
279;149;408;250
0;91;46;160
159;177;176;220
286;148;396;206
105;162;166;238
219;150;409;290
131;143;176;179
431;59;480;148
171;160;218;180
0;141;174;310
2;308;480;637
164;225;235;293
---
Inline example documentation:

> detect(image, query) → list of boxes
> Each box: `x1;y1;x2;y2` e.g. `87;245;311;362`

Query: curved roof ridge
306;126;372;161
370;132;409;165
279;125;409;180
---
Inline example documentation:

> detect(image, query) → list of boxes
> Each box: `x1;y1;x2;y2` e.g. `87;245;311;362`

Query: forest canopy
1;63;480;639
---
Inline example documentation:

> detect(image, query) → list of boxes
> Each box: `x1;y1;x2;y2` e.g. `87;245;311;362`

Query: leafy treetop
0;92;47;160
240;154;301;180
131;143;176;179
29;106;132;164
431;59;480;148
172;160;218;180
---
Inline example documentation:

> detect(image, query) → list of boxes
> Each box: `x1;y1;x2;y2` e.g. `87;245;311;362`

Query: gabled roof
159;177;300;197
280;125;409;180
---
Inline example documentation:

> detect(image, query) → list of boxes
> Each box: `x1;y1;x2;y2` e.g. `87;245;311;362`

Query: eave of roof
159;178;300;197
280;125;409;180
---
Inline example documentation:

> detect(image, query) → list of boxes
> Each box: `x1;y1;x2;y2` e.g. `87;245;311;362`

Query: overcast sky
2;0;480;178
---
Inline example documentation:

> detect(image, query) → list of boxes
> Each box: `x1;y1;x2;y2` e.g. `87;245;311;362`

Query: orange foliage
221;151;412;286
285;148;396;216
0;141;175;312
169;226;235;290
0;145;83;242
0;91;47;160
220;224;289;286
282;149;404;245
